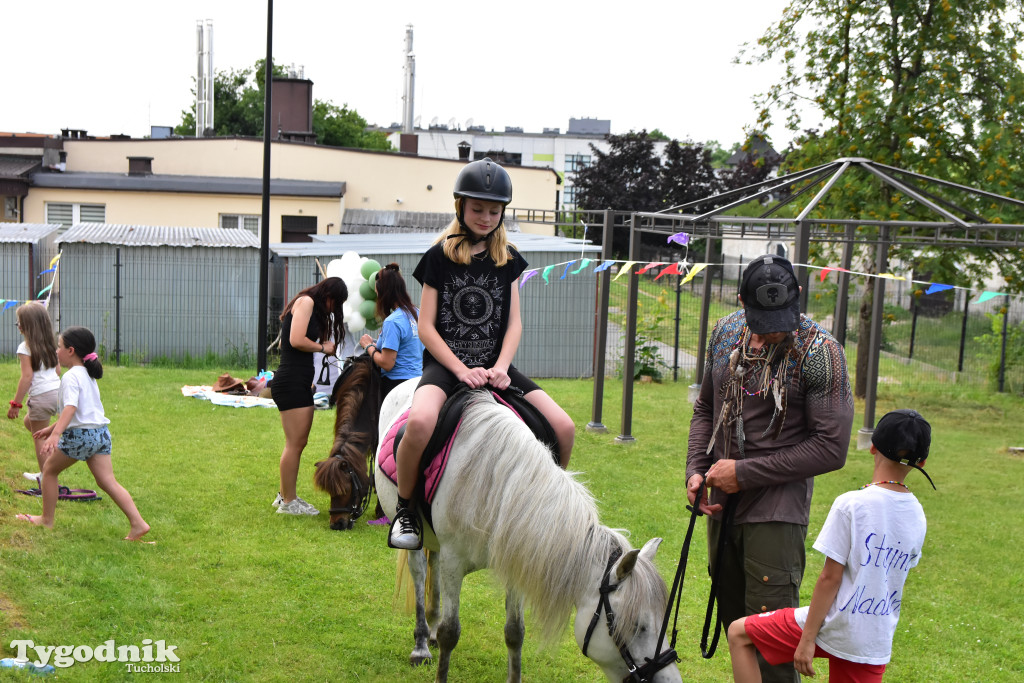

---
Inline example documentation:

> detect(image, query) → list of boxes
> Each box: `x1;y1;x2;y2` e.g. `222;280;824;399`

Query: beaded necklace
860;480;909;490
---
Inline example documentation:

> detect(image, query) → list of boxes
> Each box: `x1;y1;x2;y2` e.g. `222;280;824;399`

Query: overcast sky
4;0;803;148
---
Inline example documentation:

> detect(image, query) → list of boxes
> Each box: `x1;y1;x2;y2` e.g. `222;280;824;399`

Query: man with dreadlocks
686;254;853;683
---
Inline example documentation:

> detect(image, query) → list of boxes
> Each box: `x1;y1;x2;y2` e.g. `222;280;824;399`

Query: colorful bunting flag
593;260;615;273
2;301;17;311
819;266;851;282
614;262;637;281
667;232;690;246
560;261;576;280
924;283;954;296
519;269;538;289
680;263;707;285
571;258;592;274
37;284;53;297
654;262;683;281
39;266;56;275
49;254;61;268
975;291;1001;304
879;273;906;280
638;262;666;274
542;264;556;284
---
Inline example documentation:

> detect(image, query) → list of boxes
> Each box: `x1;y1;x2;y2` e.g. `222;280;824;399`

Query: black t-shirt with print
413;242;528;368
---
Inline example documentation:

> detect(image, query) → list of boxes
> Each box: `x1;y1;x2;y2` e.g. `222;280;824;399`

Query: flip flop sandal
15;488;41;497
58;486;102;502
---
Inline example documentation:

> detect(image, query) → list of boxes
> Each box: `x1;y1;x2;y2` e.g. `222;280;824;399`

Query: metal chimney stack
195;19;214;137
402;25;415;134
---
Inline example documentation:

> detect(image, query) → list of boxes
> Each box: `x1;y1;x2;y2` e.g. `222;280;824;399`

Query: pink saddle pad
377;410;463;504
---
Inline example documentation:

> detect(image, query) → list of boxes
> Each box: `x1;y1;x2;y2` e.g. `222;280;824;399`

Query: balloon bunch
325;251;382;333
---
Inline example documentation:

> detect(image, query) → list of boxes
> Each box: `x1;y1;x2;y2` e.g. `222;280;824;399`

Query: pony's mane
446;392;667;646
313;360;373;497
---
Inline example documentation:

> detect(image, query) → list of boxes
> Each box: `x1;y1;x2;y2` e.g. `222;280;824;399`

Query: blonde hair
434;198;516;266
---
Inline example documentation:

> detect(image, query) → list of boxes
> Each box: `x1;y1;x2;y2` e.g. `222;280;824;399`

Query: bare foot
15;513;52;528
124;521;152;542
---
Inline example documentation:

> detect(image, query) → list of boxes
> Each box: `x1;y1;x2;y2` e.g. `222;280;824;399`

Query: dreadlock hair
374;263;418;323
16;303;58;374
280;276;348;346
435;198;515;267
61;326;103;379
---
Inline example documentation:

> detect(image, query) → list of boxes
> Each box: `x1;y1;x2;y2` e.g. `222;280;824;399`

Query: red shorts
743;608;887;683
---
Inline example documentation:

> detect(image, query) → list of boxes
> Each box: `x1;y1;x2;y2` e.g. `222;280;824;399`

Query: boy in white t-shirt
728;409;933;683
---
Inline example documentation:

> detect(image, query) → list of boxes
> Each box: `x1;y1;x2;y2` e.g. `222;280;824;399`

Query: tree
747;0;1024;396
175;59;392;151
660;140;722;210
575;130;662;213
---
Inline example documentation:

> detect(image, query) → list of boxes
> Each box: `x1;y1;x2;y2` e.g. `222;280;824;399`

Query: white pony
375;380;683;683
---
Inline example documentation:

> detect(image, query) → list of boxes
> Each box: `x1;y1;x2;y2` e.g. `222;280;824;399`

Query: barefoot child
15;326;150;542
7;303;61;481
728;409;933;682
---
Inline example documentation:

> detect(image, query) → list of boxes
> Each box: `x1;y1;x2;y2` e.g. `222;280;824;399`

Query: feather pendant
707;402;730;454
735;413;745;460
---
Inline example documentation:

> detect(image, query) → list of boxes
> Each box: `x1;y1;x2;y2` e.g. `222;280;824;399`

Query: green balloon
360;259;381;280
359;280;377;301
364;315;380;331
358;299;377;320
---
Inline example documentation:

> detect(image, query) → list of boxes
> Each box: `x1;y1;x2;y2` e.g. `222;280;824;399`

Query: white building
379;117;669;210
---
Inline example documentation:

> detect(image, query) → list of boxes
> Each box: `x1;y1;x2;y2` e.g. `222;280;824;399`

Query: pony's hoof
409;651;432;667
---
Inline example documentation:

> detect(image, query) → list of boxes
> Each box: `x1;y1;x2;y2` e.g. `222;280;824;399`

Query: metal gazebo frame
605;157;1024;445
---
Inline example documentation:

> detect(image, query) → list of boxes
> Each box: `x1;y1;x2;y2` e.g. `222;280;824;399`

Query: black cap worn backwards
740;255;801;335
872;409;935;490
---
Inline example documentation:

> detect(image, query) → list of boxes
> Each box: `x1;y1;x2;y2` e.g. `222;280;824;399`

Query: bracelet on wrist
10;400;23;409
320;343;325;353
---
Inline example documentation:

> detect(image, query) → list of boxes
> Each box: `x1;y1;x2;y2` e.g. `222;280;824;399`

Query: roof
273;232;601;257
0;223;61;243
726;137;780;166
30;171;345;198
341;209;454;234
58;224;260;248
0;156;41;178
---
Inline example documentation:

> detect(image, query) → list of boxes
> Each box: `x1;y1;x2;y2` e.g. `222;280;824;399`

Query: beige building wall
23;187;342;238
61;138;559;219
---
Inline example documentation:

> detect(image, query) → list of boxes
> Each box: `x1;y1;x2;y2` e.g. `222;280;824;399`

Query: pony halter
581;547;679;683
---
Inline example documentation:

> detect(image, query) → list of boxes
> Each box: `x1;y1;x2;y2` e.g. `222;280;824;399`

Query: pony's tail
392;549;435;615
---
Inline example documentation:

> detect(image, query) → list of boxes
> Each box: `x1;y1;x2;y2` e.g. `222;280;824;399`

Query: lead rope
653;480;736;666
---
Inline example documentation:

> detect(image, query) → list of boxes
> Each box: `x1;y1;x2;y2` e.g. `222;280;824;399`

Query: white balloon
325;258;346;280
342;302;353;318
339;250;361;271
347;311;366;333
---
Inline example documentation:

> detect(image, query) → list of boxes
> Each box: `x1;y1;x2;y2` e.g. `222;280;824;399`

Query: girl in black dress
272;277;348;515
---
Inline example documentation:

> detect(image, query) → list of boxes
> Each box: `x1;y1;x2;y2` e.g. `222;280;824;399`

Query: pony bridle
581;548;679;683
326;456;370;518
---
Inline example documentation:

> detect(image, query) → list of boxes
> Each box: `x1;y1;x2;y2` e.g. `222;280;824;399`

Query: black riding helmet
453;158;512;243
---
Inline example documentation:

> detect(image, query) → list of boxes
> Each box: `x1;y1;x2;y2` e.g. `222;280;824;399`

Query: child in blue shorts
15;327;150;542
728;409;933;683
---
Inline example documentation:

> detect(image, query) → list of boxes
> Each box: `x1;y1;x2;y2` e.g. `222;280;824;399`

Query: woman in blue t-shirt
359;263;424;398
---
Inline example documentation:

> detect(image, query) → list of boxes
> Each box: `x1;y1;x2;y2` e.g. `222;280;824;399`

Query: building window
45;202;105;226
563;186;578;208
565;154;592;172
220;214;261;236
3;197;18;220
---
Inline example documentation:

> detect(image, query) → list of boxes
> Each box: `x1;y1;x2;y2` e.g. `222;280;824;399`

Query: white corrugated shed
0;223;61;243
58;224;260;248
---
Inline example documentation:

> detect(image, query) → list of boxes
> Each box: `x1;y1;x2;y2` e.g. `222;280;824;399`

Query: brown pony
313;354;382;530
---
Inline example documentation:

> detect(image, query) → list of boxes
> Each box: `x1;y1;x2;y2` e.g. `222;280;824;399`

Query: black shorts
418;356;540;396
272;366;314;411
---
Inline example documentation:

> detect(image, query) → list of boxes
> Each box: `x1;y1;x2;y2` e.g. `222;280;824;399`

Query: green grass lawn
1;365;1022;681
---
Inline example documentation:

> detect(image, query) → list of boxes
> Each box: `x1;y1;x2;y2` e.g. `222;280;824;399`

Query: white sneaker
23;472;41;484
271;492;283;508
293;497;320;514
276;498;319;515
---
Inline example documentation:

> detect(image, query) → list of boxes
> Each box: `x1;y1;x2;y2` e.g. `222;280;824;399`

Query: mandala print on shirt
439;271;505;366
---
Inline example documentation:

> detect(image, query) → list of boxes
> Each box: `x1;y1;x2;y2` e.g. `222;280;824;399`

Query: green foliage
746;0;1024;293
175;59;392;152
973;309;1024;393
2;368;1024;680
623;315;670;381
